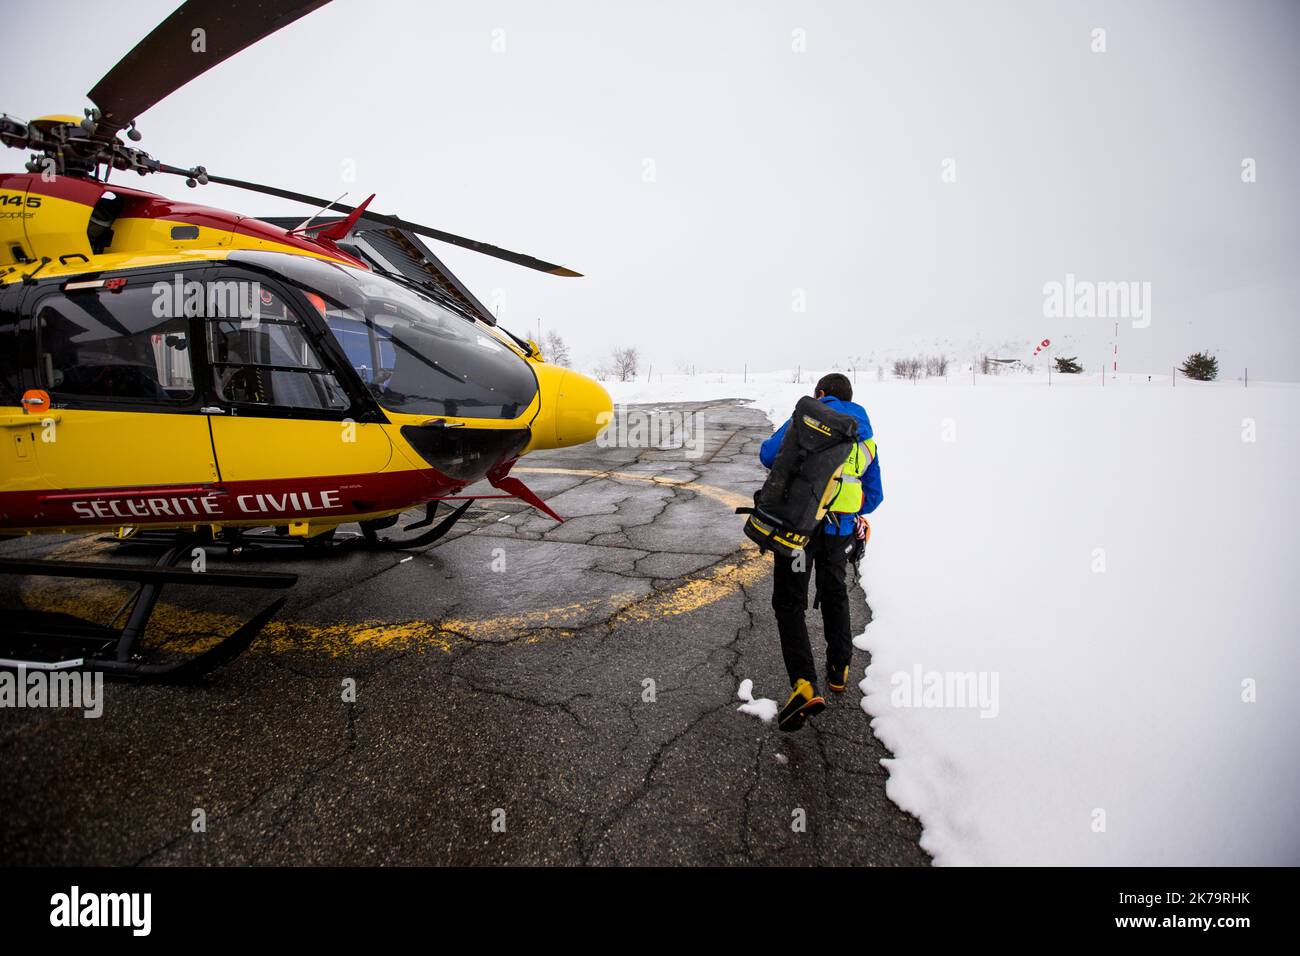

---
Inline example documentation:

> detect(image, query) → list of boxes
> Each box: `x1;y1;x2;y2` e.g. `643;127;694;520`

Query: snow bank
613;370;1300;865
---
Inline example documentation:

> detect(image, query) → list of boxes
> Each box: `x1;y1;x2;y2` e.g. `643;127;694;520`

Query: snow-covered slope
607;370;1300;865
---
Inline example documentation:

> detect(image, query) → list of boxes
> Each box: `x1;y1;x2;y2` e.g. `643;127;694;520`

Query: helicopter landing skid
358;499;473;550
0;544;296;684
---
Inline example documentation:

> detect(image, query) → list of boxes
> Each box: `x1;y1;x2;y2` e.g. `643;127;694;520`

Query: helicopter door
0;282;37;492
199;269;392;496
22;269;220;503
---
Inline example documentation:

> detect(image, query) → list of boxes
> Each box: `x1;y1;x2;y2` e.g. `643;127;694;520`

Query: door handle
200;406;227;414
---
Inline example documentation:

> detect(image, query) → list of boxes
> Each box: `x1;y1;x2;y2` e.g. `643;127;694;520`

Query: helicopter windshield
228;251;538;420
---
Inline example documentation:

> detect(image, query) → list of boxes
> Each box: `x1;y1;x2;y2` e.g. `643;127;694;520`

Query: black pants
771;524;855;689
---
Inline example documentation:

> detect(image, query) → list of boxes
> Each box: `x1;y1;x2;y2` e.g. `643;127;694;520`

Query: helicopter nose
528;365;613;450
556;369;614;446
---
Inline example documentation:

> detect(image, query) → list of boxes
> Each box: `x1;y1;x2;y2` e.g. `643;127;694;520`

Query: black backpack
739;396;860;556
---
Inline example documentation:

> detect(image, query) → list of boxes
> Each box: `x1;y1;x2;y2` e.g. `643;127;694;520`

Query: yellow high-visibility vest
826;437;876;514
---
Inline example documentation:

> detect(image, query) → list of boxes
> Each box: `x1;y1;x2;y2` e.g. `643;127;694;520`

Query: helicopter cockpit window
317;284;539;419
205;284;348;412
0;301;20;406
35;286;195;404
225;251;539;420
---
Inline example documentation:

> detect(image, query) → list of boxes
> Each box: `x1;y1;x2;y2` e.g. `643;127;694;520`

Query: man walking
760;373;883;731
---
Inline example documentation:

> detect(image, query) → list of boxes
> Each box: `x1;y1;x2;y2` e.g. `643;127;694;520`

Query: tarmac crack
576;700;735;864
446;672;596;735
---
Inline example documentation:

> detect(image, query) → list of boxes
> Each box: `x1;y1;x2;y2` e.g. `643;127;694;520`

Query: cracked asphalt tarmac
0;399;928;866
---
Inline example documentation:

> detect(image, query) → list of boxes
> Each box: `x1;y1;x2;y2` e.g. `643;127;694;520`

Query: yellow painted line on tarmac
15;468;769;657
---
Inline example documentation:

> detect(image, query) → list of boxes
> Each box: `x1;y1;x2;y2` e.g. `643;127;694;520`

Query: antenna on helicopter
292;192;350;233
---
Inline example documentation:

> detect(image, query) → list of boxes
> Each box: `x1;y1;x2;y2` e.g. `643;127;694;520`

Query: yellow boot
778;678;826;732
828;664;850;693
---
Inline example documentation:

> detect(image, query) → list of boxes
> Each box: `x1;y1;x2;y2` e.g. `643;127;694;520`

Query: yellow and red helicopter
0;0;612;680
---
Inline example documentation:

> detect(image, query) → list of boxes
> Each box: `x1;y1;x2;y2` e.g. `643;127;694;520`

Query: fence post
1245;367;1248;388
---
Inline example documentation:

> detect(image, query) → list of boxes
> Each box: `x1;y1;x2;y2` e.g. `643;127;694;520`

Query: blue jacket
759;395;883;535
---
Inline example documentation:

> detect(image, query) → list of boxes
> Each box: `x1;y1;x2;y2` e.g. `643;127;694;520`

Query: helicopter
0;0;613;680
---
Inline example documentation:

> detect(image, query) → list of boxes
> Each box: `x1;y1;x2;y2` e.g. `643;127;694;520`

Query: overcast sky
4;0;1297;377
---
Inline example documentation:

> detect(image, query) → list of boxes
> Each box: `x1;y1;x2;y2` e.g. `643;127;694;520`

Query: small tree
611;346;640;382
1054;356;1083;374
891;357;924;380
543;330;571;367
1180;351;1218;382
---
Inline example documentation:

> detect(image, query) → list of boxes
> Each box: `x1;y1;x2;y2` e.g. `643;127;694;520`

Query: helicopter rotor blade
87;0;332;139
162;168;582;277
